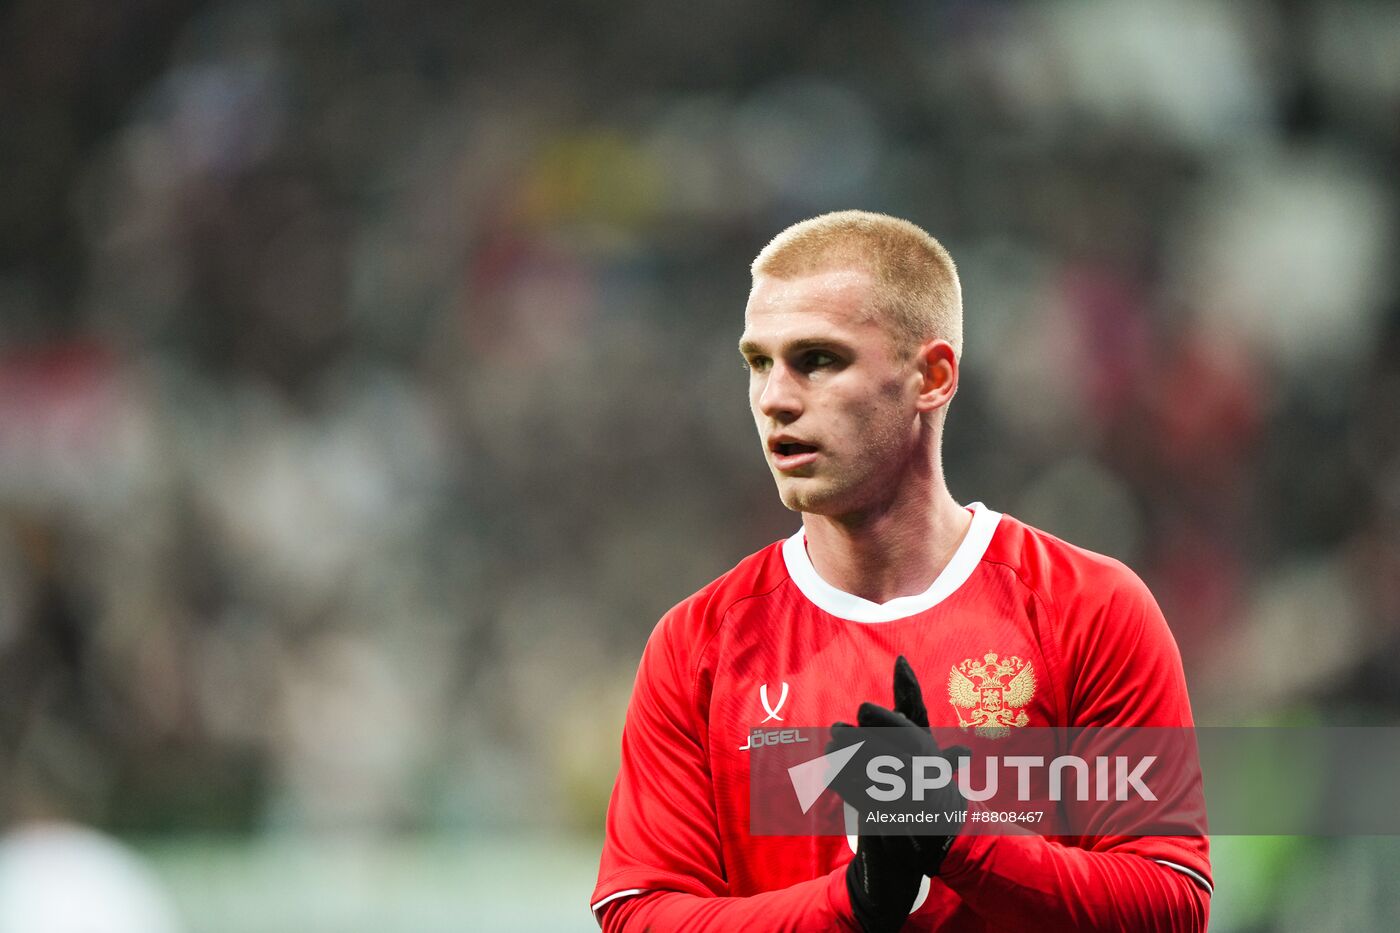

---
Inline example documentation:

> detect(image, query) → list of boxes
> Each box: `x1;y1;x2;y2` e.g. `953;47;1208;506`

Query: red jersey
593;503;1211;931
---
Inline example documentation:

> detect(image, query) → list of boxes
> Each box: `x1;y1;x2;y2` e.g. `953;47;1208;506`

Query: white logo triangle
787;741;864;814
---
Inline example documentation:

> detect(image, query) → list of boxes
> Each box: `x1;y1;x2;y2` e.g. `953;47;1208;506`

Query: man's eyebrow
738;337;850;355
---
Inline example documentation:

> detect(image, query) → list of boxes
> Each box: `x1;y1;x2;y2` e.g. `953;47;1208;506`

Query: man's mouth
769;438;820;472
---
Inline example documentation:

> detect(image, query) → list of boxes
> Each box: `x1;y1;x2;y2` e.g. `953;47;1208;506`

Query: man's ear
914;339;958;414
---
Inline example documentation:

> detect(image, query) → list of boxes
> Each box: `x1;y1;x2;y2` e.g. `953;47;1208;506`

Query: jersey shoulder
984;509;1153;613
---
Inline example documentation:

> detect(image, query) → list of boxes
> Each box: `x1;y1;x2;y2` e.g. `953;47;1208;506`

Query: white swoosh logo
760;682;789;722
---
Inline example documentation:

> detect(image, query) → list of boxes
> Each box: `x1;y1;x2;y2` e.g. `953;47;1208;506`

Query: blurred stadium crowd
2;0;1400;928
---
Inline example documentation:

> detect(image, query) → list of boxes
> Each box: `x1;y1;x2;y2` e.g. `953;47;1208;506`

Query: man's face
740;268;926;517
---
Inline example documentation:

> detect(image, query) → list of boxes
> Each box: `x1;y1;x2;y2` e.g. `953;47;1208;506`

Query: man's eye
745;356;771;372
803;351;837;370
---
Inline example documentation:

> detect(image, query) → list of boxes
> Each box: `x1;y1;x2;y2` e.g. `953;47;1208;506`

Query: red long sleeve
941;832;1208;931
598;836;1207;933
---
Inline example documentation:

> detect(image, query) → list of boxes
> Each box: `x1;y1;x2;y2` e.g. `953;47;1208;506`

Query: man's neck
800;484;972;605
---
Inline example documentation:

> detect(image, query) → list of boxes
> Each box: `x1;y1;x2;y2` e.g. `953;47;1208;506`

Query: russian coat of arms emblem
947;651;1036;738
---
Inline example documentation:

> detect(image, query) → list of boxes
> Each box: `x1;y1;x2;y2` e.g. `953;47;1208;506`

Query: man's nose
757;362;802;422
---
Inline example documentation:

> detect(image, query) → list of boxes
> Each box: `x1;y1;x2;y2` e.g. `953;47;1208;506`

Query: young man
591;212;1211;931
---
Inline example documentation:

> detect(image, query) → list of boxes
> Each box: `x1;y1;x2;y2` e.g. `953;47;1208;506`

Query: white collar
781;502;1002;623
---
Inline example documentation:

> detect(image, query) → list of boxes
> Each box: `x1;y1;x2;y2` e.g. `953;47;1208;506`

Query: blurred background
2;0;1399;929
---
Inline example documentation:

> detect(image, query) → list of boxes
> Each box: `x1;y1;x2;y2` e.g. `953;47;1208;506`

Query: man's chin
776;478;848;515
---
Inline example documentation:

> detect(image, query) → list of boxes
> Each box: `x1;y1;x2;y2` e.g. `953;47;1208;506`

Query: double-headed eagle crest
947;651;1036;738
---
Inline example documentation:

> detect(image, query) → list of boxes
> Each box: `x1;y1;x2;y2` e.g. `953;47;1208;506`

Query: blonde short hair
751;210;962;357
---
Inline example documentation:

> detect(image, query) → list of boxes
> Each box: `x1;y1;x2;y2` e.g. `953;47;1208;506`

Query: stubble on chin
774;470;851;515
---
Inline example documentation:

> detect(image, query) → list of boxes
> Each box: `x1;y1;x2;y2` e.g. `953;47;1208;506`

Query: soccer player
591;212;1211;931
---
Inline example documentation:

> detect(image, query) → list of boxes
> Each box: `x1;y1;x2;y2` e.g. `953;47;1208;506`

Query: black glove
827;673;925;933
841;831;923;933
829;657;971;893
851;656;971;876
